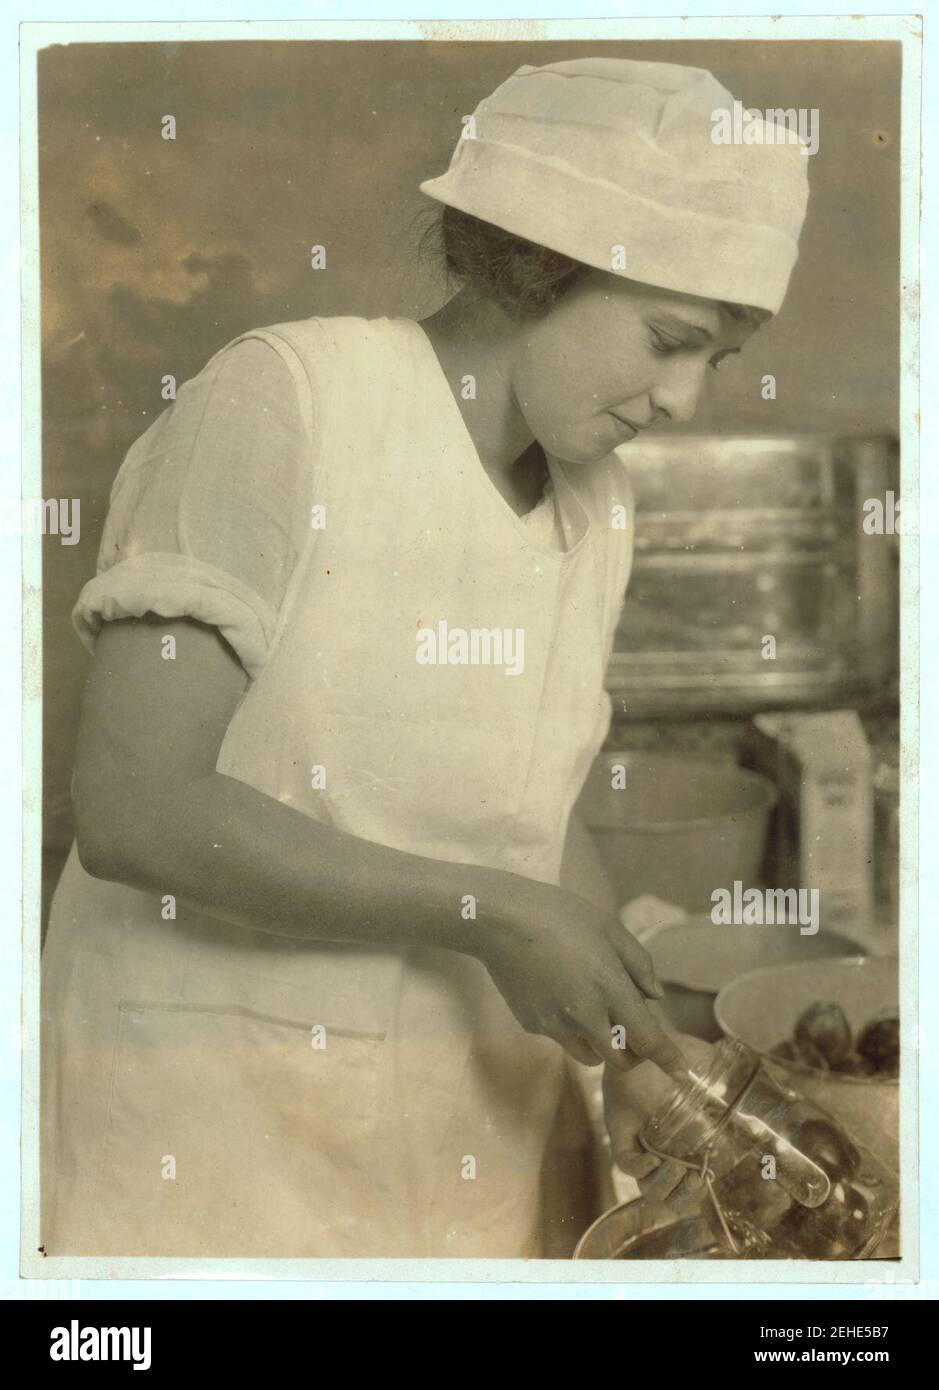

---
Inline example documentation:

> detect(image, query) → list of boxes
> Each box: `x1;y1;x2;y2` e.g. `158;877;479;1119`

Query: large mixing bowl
649;917;865;1041
715;956;899;1170
576;752;777;913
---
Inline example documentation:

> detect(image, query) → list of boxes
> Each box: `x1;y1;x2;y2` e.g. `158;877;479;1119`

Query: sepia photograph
21;17;918;1280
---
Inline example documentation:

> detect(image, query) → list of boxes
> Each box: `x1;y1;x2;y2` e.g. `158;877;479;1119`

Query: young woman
41;57;809;1258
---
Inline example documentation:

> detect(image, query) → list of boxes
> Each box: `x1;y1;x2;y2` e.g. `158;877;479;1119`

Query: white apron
41;316;636;1258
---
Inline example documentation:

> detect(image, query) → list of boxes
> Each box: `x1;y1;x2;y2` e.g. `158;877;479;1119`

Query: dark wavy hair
428;204;771;329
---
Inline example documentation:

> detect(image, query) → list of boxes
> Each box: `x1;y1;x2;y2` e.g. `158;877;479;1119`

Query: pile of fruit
770;1001;899;1078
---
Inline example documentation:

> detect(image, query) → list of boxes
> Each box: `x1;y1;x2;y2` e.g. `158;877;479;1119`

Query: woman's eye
709;351;738;373
649;330;681;356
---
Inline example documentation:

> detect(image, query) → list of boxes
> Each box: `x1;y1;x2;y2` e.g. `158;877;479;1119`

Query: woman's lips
609;412;642;439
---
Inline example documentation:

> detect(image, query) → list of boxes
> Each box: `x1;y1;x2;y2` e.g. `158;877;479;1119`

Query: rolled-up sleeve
73;552;279;680
72;336;311;679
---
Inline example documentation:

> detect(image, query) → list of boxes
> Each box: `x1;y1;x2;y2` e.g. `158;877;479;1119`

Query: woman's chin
539;434;619;467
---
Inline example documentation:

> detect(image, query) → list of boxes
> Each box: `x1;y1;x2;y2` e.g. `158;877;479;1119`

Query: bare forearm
560;810;619;914
80;765;523;959
71;617;681;1073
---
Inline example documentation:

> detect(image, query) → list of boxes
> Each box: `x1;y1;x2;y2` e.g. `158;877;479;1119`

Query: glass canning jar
640;1039;899;1259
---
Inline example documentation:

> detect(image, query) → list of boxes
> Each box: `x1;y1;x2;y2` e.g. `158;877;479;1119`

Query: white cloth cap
419;57;810;314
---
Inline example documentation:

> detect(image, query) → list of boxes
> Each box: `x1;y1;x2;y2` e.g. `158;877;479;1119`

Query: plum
857;1012;900;1076
788;1116;862;1183
794;1001;853;1065
831;1050;877;1077
770;1036;832;1073
775;1181;871;1259
794;1040;830;1071
717;1154;792;1231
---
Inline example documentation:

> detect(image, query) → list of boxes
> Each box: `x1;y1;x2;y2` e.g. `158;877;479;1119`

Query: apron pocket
90;999;403;1257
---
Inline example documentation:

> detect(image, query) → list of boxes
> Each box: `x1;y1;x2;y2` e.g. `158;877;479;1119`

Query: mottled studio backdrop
38;39;901;905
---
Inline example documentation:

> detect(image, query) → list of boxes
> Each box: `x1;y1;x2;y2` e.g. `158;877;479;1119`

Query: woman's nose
650;361;707;424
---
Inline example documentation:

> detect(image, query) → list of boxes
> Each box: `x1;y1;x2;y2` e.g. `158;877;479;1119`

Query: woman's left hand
603;1033;715;1208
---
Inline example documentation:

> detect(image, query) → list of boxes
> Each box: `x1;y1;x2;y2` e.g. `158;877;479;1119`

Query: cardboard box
745;712;874;935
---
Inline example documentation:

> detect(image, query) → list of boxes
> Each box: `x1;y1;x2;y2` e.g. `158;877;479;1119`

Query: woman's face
508;269;760;464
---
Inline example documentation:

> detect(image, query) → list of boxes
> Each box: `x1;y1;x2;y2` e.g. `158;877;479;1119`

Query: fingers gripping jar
640;1040;898;1259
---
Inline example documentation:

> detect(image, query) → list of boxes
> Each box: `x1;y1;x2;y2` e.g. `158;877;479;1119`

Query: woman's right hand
476;881;687;1078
